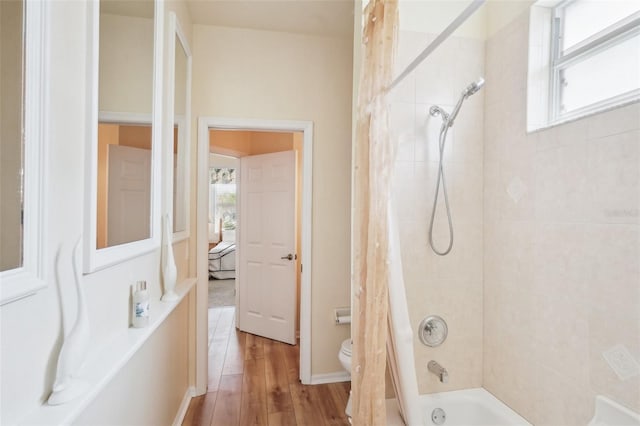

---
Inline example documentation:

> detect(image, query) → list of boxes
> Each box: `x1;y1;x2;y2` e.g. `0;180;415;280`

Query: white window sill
19;277;196;426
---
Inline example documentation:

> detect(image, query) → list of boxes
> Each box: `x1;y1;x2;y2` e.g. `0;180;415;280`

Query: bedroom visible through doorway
208;154;238;308
207;129;304;336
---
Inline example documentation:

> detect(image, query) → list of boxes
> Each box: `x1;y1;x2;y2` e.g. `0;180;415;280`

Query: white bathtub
386;388;532;426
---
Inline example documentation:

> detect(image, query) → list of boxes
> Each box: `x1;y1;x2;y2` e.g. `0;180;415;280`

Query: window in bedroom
209;167;236;241
527;0;640;131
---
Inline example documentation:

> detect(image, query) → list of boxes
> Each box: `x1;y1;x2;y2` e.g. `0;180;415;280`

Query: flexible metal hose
428;122;454;256
427;77;484;255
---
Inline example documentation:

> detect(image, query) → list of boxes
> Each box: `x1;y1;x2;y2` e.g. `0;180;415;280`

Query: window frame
548;0;640;124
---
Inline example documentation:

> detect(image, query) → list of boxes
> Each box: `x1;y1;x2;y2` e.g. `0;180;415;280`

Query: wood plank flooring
183;307;351;426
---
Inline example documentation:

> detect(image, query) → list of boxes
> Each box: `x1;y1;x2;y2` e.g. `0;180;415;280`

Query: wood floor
182;307;352;426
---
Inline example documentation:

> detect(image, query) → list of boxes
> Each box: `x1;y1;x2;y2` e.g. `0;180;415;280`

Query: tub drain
431;408;446;425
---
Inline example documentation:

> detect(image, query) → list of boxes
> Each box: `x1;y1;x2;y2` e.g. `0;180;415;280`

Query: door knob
281;254;294;261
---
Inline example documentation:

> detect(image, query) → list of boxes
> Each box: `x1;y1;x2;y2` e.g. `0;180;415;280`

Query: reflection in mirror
0;0;24;272
97;120;152;248
173;33;187;234
1;0;47;303
97;0;154;249
170;13;191;241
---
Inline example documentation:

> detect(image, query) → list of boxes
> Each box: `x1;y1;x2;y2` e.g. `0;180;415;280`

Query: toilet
338;339;353;421
338;338;352;372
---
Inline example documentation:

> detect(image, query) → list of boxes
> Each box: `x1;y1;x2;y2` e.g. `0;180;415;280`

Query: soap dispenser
132;280;149;328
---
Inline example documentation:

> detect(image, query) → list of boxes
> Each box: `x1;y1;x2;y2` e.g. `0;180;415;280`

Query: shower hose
428;122;454;256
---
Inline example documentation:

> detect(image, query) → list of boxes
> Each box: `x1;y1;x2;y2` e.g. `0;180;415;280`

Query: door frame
196;117;313;393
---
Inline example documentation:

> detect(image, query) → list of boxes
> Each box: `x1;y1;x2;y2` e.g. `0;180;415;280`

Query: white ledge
20;278;197;426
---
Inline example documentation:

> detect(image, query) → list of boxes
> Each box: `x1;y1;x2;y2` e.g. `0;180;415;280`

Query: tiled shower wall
390;30;485;394
483;11;640;425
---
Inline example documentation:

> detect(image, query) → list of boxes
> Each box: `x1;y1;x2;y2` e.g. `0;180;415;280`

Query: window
209;167;236;241
528;0;640;130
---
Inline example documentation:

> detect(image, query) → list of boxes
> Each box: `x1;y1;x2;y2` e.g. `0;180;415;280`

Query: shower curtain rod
388;0;486;91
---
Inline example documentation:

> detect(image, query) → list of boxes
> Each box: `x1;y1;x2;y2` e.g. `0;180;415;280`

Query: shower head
439;77;486;127
463;77;485;98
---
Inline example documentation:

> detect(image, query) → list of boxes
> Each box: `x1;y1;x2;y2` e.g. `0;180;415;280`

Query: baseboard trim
173;386;196;426
310;371;351;385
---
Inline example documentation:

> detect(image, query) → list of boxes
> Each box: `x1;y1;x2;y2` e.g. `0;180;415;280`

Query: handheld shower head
429;77;485;129
463;77;485;97
438;77;485;127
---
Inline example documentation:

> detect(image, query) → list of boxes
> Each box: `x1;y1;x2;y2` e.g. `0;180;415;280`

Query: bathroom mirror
169;12;191;241
96;113;153;249
84;0;163;272
0;0;48;304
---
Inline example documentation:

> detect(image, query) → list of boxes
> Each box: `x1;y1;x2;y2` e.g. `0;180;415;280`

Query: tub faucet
428;360;448;383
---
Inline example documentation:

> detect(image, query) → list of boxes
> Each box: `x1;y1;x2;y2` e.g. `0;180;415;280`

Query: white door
239;150;297;345
107;144;151;246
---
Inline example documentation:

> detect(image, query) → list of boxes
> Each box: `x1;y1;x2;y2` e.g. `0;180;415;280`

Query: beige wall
99;13;154;114
483;9;640;425
193;24;353;375
0;1;195;424
0;0;23;272
390;29;485;395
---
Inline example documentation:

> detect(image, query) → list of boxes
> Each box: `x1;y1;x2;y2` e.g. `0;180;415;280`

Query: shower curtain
387;201;423;425
352;0;421;424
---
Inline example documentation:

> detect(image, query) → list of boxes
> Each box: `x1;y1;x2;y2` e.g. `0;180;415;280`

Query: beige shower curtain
352;0;400;424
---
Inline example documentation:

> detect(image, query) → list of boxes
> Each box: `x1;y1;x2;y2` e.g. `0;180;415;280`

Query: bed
208;241;236;280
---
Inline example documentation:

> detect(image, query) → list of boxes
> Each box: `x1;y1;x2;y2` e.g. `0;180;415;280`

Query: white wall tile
534;143;591;223
586;102;640;140
587;130;639;224
484;9;640;424
389;101;416;162
533;366;595;426
393;31;486;394
416;103;455;164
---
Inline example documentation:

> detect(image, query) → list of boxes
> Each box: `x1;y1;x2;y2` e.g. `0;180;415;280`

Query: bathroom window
527;0;640;130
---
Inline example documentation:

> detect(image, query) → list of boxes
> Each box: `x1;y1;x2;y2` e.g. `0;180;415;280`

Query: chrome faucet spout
428;360;449;383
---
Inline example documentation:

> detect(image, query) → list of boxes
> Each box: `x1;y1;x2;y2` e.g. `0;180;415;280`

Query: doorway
196;117;314;394
207;154;238;309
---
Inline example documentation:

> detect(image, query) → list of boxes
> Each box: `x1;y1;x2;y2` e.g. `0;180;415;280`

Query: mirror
1;0;25;273
170;12;191;240
97;1;154;249
0;0;47;304
84;0;163;272
97;114;152;249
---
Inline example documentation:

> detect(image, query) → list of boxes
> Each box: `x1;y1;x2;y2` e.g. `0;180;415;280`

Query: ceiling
186;0;355;38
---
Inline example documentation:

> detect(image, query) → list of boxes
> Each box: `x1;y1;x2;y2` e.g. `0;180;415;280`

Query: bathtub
386;388;532;426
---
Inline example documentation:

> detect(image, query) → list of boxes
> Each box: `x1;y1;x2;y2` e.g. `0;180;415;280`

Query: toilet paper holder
334;307;351;325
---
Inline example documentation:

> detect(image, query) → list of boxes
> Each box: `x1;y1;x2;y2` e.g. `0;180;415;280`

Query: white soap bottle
132;280;149;328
